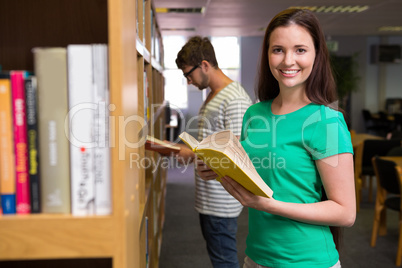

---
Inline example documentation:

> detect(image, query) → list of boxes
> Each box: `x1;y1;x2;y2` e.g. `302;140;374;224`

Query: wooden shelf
137;37;151;63
151;57;163;73
0;216;115;260
0;0;165;267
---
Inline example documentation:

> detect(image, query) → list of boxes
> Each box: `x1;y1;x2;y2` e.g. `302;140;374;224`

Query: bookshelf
0;0;165;267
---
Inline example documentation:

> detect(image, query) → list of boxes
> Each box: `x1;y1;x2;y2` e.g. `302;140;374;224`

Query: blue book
1;194;16;214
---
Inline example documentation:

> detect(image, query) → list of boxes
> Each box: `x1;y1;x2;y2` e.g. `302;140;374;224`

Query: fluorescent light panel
379;26;402;32
161;28;196;31
156;7;204;14
289;5;369;13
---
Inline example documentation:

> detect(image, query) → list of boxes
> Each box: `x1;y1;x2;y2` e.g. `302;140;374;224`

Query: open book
179;130;273;198
145;135;181;155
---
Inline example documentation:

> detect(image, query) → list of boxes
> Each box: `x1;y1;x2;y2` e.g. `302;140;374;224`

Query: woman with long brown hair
197;8;355;268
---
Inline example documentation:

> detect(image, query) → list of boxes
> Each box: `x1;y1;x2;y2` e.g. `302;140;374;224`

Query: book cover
145;216;149;268
92;44;111;215
0;77;16;214
33;47;71;213
145;135;181;155
25;76;41;213
67;44;96;216
10;71;31;214
144;71;149;122
179;130;273;198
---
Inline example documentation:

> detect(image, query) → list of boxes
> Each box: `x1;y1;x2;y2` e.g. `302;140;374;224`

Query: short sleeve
305;106;353;160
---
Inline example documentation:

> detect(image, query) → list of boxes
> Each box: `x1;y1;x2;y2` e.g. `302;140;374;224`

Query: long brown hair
256;9;337;109
257;8;343;250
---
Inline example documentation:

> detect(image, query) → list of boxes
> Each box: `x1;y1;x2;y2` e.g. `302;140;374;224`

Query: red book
11;71;31;214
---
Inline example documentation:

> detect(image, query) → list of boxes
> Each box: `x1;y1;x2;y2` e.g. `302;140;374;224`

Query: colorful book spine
10;71;31;214
92;44;111;215
33;47;71;213
145;216;149;267
67;44;95;216
25;76;41;213
0;77;16;214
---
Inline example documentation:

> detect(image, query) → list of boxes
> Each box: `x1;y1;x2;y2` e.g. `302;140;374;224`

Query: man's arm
174;143;196;164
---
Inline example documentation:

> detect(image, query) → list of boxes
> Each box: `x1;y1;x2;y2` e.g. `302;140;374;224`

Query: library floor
160;164;400;268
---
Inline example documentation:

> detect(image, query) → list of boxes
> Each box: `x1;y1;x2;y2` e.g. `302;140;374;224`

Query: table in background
379;156;402;169
352;133;384;150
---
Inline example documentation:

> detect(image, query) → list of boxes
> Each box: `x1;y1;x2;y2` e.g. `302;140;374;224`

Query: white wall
240;36;264;103
386;36;402;99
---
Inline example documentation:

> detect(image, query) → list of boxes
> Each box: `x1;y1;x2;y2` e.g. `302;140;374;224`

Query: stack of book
0;44;112;216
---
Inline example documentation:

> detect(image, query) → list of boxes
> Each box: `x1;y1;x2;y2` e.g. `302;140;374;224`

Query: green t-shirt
240;100;353;268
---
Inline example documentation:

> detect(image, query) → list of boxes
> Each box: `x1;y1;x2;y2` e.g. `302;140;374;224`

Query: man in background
174;36;252;268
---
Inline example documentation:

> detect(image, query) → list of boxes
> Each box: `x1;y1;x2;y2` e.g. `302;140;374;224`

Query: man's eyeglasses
183;65;200;81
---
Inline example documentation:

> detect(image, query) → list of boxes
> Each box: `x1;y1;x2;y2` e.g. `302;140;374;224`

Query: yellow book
0;78;16;214
179;130;273;198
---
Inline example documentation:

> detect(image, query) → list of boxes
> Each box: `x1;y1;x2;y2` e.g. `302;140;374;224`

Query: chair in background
370;156;402;266
388;146;402;156
378;110;395;133
388;130;402;140
362;109;389;137
350;129;356;141
394;114;402;131
354;139;402;211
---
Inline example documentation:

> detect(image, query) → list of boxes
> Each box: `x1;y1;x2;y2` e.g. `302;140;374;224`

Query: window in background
163;35;188;109
211;36;241;82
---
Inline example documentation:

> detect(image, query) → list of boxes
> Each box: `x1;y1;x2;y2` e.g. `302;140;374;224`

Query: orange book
0;78;16;214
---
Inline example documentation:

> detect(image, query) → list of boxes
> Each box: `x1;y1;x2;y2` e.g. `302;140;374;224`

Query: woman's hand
195;159;219;181
220;176;271;210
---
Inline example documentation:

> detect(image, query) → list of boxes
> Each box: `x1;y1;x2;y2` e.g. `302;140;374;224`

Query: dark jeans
199;213;240;268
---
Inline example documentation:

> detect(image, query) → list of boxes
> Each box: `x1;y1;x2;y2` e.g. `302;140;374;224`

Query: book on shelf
145;216;149;268
142;0;146;47
0;76;16;214
67;44;96;216
145;135;181;155
150;8;155;56
92;44;111;215
179;130;273;198
143;71;149;122
33;47;71;214
10;71;31;214
25;75;41;213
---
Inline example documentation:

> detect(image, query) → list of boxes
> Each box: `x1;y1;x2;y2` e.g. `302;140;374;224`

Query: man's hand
195;159;219;181
164;143;196;165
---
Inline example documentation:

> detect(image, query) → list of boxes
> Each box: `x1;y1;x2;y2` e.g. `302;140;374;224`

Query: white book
67;45;95;216
92;44;111;215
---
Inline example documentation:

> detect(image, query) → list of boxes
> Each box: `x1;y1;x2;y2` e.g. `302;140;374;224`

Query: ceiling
153;0;402;37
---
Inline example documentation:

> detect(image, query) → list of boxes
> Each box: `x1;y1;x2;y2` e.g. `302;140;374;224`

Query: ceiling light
155;7;204;14
379;26;402;32
289;5;369;13
161;28;196;32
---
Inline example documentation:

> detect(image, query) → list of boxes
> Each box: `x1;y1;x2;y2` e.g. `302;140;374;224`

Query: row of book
0;44;111;216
